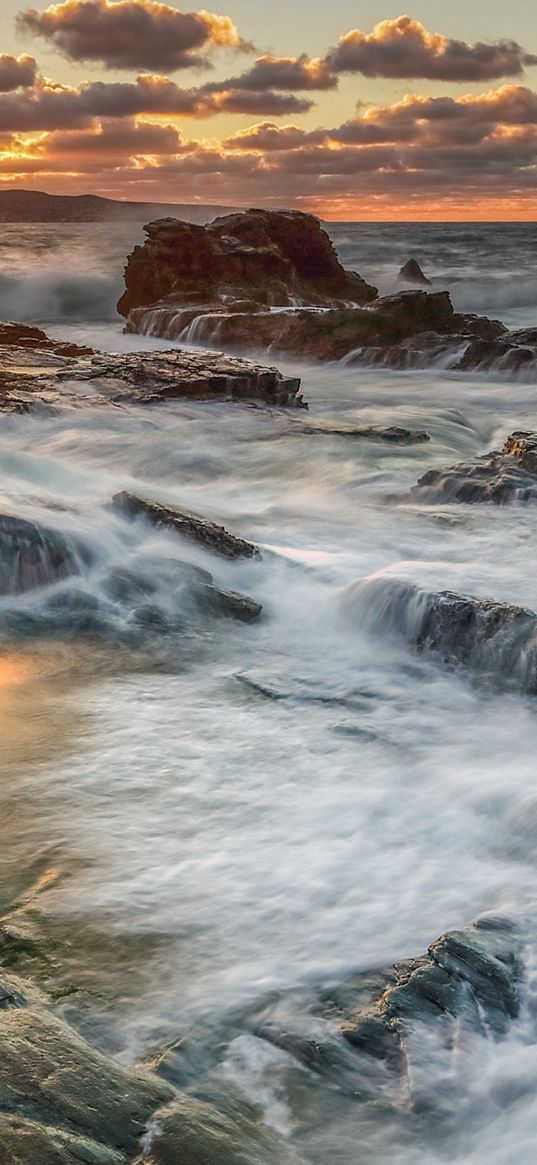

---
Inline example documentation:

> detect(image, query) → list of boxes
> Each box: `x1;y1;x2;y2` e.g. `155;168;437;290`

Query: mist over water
2;221;537;1163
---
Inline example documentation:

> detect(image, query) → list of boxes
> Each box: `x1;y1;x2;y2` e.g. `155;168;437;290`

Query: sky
0;0;536;218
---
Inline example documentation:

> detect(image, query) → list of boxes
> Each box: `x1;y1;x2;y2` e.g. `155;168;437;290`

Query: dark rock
0;512;90;596
411;430;537;505
137;1087;293;1165
194;584;262;623
117;209;377;320
396;259;431;287
0;320;92;358
455;335;537;375
126;288;509;369
309;424;430;444
112;491;260;560
345;573;537;692
341;914;521;1060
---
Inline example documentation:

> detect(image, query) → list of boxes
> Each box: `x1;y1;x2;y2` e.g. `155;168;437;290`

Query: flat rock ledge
410;430;537;504
0;322;306;413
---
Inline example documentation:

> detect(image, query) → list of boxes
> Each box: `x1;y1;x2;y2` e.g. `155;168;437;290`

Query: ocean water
1;221;537;1163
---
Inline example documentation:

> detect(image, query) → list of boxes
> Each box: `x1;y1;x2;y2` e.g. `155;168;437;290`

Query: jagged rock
396;258;431;287
345;573;537;692
112;491;260;560
0;330;307;413
411;430;537;504
0;512;91;595
341;914;521;1061
117;209;378;320
76;349;306;408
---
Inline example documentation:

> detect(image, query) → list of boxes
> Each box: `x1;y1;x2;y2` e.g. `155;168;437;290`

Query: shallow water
1;224;537;1162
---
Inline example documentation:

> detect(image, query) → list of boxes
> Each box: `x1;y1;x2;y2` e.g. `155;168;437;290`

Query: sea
1;219;537;1164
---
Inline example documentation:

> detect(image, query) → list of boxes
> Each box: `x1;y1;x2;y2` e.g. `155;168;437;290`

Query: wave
0;270;122;324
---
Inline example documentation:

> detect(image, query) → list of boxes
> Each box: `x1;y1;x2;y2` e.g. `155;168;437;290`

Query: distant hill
0;189;239;224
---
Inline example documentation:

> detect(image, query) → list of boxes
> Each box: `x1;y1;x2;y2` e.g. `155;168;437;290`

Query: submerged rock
112;491;260;560
410;430;537;504
117;208;378;320
396;258;432;287
0;512;90;595
308;423;430;444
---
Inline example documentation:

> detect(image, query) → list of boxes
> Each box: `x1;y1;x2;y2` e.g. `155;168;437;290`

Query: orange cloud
19;0;248;71
326;15;537;81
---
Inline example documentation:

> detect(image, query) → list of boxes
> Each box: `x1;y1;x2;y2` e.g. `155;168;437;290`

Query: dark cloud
212;54;336;92
325;15;537;81
18;0;247;72
0;54;38;92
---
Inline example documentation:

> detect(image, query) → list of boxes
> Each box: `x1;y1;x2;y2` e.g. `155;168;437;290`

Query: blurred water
1;223;537;1163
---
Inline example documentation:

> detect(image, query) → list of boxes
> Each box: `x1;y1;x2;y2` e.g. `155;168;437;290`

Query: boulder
117;209;378;319
345;572;537;692
411;430;537;504
112;492;260;560
396;258;431;287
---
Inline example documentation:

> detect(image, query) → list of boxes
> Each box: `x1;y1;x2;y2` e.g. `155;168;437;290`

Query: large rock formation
410;431;537;505
117;209;378;319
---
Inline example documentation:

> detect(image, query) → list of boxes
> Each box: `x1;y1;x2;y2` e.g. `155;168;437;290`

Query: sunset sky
0;0;536;218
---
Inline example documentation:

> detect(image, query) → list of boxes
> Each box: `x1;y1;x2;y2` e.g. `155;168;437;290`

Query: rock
309;424;430;444
410;430;537;504
0;1112;125;1165
455;335;537;375
134;1089;292;1165
341;914;521;1060
76;348;306;409
0;320;92;358
0;512;91;596
0;972;175;1156
0;324;307;413
396;258;431;287
194;584;262;623
345;573;537;692
117;209;378;320
112;491;260;560
126;288;509;368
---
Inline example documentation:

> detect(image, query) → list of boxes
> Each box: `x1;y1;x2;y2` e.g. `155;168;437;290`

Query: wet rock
76;349;306;409
455;335;537;375
411;430;537;504
0;320;92;359
341;914;521;1060
117;209;378;320
194;584;262;623
0;972;175;1156
309;424;430;444
396;259;431;287
346;573;537;692
0;512;91;596
135;1088;293;1165
112;491;260;560
0;1113;125;1165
